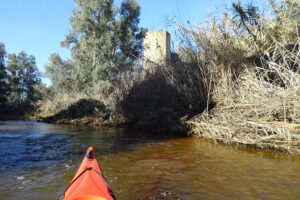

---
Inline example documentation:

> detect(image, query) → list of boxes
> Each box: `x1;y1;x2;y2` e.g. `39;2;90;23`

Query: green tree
0;43;9;106
45;53;74;93
23;54;40;104
17;51;28;101
62;0;145;95
231;1;261;46
7;51;40;106
231;1;299;47
7;53;21;104
117;0;145;73
269;0;300;41
63;0;116;94
32;83;52;102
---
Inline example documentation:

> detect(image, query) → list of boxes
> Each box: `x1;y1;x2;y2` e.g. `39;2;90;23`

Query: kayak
63;146;116;200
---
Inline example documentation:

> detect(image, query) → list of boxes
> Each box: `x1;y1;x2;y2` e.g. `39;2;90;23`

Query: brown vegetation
36;1;300;154
179;3;300;153
109;68;190;132
188;43;300;153
41;99;109;125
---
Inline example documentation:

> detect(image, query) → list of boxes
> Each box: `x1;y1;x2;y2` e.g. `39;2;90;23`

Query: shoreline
41;113;300;155
2;114;299;155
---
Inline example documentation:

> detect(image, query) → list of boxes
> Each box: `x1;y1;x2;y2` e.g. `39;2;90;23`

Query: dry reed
188;40;300;153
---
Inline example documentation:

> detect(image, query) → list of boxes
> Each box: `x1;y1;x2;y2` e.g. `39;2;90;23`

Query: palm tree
231;1;260;45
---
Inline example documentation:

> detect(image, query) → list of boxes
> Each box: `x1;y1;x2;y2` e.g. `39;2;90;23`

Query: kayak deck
63;147;115;200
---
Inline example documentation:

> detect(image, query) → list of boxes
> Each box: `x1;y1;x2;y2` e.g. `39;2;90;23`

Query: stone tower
144;30;170;69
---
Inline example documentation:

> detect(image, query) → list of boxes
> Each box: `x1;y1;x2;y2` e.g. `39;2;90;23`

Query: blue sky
0;0;264;84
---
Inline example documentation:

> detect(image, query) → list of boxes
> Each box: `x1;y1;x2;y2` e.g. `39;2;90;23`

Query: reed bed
173;1;300;153
188;41;300;153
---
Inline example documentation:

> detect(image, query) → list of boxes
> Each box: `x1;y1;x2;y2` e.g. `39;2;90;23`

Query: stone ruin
143;30;171;69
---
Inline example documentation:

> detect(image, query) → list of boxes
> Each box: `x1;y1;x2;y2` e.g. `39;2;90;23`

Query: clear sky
0;0;264;84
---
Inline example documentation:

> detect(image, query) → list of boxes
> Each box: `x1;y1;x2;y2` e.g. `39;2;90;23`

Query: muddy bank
39;98;186;133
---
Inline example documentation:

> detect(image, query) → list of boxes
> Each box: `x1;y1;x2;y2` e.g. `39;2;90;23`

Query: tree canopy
55;0;144;95
0;43;8;106
6;51;41;108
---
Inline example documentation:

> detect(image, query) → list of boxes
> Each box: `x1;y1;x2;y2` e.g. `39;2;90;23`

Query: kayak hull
63;146;115;200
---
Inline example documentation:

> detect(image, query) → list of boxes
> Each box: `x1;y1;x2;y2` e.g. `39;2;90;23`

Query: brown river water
0;121;300;200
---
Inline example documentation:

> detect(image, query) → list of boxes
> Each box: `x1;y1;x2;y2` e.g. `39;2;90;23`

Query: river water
1;121;300;200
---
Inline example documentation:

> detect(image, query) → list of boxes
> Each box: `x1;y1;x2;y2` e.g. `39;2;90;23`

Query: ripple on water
1;121;300;200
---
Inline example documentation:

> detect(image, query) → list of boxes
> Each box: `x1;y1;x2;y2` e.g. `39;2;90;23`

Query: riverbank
34;1;300;154
36;95;186;133
35;43;300;154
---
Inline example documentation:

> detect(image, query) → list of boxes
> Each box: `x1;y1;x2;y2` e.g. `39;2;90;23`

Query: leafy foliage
0;43;9;106
231;0;299;53
58;0;144;95
0;42;43;116
116;0;145;73
45;53;75;93
231;1;262;50
6;51;41;108
269;0;300;41
62;0;116;94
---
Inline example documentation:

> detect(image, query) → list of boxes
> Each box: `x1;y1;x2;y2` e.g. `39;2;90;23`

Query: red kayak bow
63;146;116;200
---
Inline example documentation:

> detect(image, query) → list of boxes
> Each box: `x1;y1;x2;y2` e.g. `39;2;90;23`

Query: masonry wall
144;30;170;69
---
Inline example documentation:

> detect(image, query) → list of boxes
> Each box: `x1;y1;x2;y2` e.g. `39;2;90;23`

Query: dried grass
36;92;90;117
188;41;300;153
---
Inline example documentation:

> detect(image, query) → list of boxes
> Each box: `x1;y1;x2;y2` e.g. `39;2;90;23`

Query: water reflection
0;121;300;200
